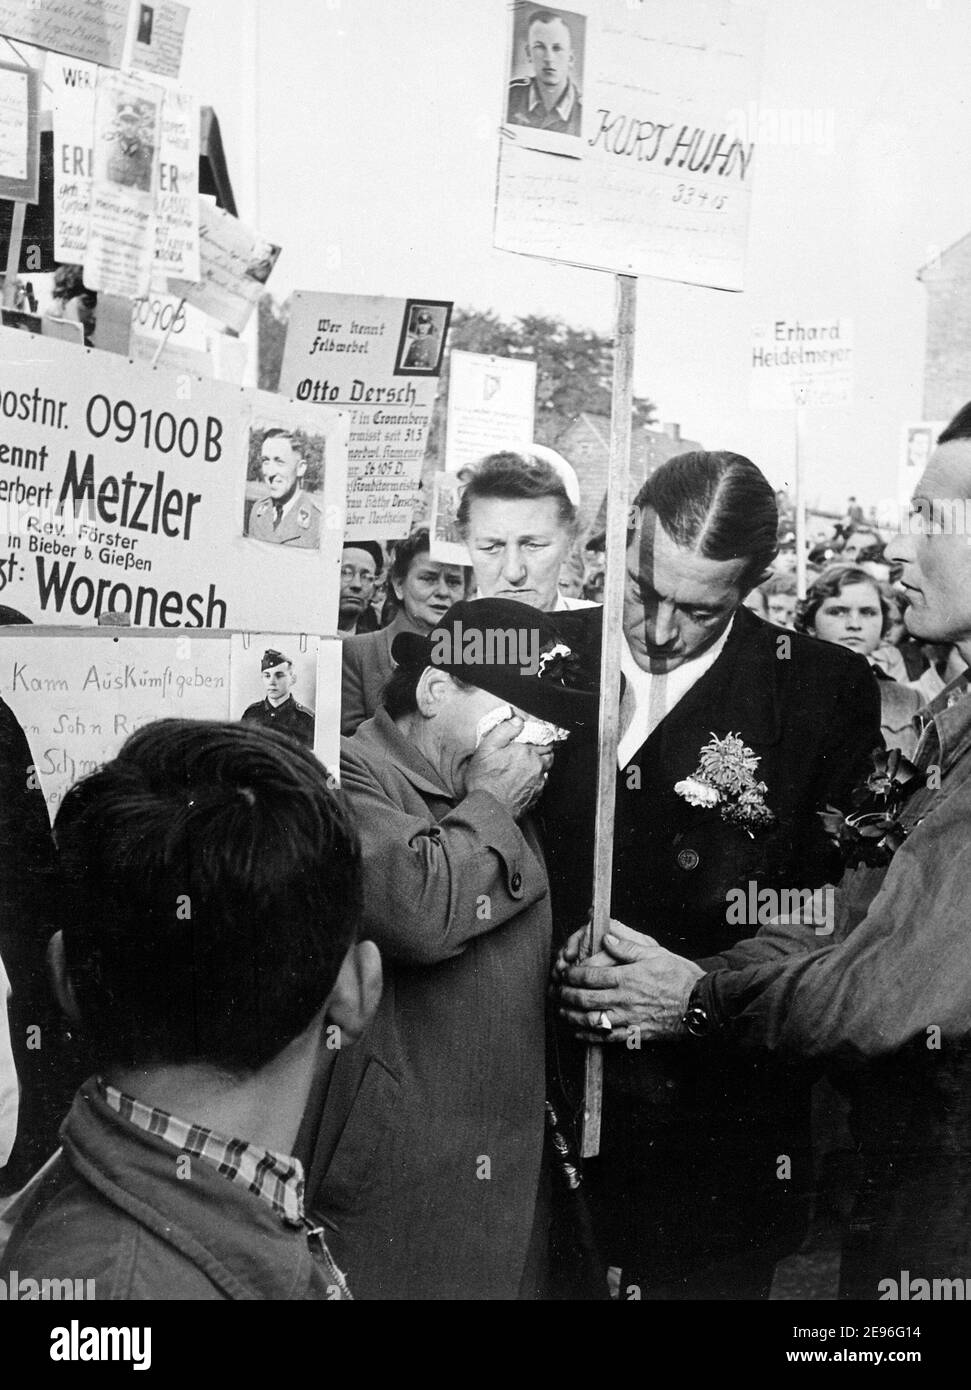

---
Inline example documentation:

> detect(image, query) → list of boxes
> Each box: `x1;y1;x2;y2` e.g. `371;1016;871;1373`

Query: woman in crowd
456;448;596;614
340;527;468;735
796;565;922;756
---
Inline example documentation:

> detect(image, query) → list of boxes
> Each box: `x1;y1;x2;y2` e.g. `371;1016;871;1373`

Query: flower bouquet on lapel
674;732;775;834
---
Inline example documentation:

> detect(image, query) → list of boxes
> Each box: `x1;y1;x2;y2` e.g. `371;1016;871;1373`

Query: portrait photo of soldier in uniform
234;642;317;750
245;426;325;550
506;5;585;141
99;94;159;193
394;299;451;376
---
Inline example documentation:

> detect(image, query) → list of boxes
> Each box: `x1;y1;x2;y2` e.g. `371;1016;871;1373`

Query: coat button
677;848;700;871
510;871;523;892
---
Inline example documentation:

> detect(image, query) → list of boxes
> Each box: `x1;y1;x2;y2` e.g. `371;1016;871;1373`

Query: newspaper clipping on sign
279;292;452;541
494;0;765;291
0;327;349;632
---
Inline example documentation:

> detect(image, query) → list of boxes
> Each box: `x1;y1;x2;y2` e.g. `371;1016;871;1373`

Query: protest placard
169;197;280;333
0;59;39;205
51;58;97;262
0;627;343;819
750;317;854;409
0;326;348;632
443;351;536;473
84;69;162;298
154;86;198;281
494;0;765;291
279;292;452;541
0;0;130;69
125;0;190;80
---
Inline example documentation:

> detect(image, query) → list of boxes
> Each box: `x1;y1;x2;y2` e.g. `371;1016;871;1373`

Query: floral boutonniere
819;746;926;869
674;732;775;832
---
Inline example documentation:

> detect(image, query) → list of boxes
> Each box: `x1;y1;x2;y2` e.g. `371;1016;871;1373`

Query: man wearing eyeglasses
339;543;384;635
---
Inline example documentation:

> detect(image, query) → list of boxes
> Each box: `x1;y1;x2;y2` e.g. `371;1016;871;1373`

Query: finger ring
596;1011;613;1033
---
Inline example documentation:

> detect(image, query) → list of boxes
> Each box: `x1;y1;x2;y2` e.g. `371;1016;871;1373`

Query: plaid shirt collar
99;1078;306;1227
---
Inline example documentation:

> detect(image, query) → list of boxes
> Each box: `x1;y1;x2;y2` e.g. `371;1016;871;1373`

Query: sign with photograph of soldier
494;0;765;290
244;422;326;550
505;3;586;154
229;631;341;779
279;291;453;541
0;327;348;632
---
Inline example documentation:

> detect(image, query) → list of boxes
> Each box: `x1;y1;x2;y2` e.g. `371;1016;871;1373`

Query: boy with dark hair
0;720;381;1300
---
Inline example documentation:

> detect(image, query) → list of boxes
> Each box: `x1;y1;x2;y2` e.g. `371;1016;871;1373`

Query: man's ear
743;568;775;598
414;666;452;718
47;931;82;1023
323;940;382;1046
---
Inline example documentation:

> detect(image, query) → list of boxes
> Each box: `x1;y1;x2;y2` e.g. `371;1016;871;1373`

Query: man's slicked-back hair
938;402;971;446
54;719;362;1074
632;450;779;586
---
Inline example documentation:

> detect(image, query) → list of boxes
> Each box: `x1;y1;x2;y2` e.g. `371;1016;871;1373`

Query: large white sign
0;327;348;632
494;0;765;291
750;317;854;410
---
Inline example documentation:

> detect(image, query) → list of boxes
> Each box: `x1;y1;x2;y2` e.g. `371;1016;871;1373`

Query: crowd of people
3;412;971;1302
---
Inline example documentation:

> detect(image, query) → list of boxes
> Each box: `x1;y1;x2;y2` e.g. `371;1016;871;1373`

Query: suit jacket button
510;870;523;893
677;848;700;871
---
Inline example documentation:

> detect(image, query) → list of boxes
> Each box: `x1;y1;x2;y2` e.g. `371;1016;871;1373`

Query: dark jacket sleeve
340;640;369;737
813;658;884;811
697;776;971;1061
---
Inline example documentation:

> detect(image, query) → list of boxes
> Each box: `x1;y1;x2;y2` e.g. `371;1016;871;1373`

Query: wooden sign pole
2;201;26;310
794;403;808;600
581;272;637;1158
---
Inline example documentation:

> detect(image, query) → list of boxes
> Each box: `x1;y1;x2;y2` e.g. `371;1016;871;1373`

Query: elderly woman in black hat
303;598;596;1301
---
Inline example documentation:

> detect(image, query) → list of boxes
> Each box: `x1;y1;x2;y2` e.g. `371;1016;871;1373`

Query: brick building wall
919;232;971;422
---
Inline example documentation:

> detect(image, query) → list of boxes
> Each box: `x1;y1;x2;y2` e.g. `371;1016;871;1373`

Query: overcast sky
179;0;971;510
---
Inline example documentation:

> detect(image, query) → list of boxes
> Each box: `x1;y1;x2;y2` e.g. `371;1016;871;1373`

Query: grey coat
305;709;551;1300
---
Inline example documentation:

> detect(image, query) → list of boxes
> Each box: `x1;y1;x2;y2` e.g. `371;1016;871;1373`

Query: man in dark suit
543;450;881;1298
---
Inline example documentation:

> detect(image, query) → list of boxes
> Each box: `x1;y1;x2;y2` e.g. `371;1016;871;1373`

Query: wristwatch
680;980;713;1038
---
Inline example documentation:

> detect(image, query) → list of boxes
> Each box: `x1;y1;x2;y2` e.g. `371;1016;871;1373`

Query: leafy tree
258;292;290;392
423;307;656;472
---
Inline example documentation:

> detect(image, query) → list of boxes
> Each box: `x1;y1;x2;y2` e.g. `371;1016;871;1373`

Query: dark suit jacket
340;611;414;736
540;606;882;1282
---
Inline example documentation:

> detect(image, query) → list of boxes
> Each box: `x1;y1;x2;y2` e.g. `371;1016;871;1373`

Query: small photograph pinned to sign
393;299;451;376
503;2;587;158
244;422;327;551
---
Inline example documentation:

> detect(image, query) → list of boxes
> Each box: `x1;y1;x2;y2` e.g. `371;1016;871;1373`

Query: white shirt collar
617;616;735;769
